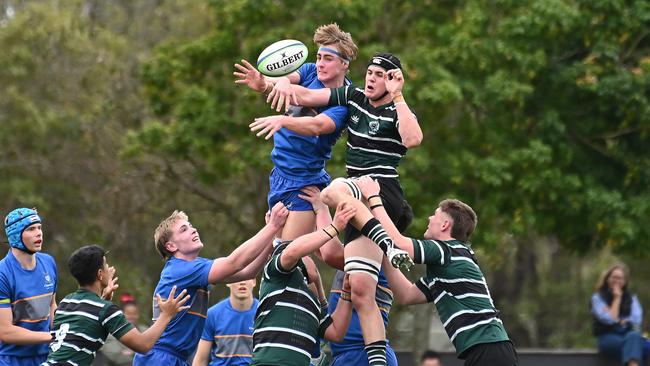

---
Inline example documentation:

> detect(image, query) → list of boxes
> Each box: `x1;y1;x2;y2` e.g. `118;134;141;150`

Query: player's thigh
345;236;383;263
344;237;383;283
281;210;316;240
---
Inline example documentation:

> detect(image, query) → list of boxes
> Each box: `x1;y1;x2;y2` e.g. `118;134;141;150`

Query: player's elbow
402;135;422;148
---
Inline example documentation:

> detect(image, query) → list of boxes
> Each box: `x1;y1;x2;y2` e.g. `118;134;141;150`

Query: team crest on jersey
369;120;380;135
350;115;360;125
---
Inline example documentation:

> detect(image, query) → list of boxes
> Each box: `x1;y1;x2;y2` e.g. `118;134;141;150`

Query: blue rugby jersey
139;256;213;360
201;297;259;366
271;63;349;178
0;251;57;357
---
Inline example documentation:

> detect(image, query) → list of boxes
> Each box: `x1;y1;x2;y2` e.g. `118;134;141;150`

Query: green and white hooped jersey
329;86;415;179
252;253;332;366
412;239;510;358
44;289;134;366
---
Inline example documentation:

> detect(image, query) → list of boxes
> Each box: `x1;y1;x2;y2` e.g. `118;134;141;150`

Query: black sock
360;218;394;254
365;340;387;366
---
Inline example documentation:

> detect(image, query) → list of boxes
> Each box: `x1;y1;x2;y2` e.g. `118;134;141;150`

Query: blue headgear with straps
4;208;41;253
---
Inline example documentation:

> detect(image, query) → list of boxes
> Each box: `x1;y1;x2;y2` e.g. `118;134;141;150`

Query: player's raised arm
118;286;190;353
234;59;301;109
380;256;427;305
279;202;356;271
356;176;414;257
208;202;288;284
269;84;332;110
322;273;353;342
386;69;422;148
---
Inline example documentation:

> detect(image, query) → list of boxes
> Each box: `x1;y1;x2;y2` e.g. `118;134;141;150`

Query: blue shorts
0;354;46;366
331;346;398;366
133;349;188;366
268;168;330;211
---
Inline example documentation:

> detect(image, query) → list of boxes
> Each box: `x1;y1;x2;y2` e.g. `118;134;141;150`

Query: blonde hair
154;210;188;259
313;23;358;62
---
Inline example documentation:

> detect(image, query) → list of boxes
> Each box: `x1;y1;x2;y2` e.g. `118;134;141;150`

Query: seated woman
591;263;650;366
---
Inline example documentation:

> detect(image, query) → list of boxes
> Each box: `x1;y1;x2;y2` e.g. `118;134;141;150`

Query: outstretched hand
101;266;119;301
156;286;191;317
250;115;284;140
356;175;381;199
234;59;266;93
332;202;357;231
266;77;297;112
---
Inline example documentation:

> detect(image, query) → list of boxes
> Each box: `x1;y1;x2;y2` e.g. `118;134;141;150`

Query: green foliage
2;0;649;351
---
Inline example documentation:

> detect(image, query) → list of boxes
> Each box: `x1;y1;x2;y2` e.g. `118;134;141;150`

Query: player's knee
350;276;376;305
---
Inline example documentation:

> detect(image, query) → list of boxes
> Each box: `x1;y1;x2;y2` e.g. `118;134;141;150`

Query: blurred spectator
420;350;442;366
591;263;650;366
97;293;147;366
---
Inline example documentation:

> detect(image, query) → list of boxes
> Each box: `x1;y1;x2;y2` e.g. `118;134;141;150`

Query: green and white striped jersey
329;86;415;179
44;289;134;366
412;239;510;358
251;251;331;366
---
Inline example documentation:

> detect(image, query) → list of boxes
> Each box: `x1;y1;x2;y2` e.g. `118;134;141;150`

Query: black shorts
462;341;518;366
343;177;413;245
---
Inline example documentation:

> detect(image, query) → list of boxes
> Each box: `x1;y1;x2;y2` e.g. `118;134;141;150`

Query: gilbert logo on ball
257;39;308;77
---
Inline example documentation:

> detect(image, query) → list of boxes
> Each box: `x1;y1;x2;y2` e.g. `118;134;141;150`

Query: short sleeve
297;63;317;85
201;307;217;341
0;272;12;309
104;304;135;339
328;86;354;107
412;239;449;266
320;105;348;132
415;277;435;303
263;254;295;280
317;305;333;338
179;258;214;289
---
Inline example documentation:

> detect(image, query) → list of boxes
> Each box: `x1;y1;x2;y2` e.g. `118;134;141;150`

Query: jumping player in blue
0;208;57;366
234;23;358;242
133;203;288;366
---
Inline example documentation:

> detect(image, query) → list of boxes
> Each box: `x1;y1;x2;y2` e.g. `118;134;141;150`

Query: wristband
367;194;381;200
368;196;383;208
323;224;340;239
370;204;384;210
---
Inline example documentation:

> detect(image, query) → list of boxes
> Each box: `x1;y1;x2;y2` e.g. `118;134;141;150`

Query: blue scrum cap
4;208;41;251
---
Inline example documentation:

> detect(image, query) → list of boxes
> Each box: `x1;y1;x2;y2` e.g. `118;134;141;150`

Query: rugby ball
257;39;308;77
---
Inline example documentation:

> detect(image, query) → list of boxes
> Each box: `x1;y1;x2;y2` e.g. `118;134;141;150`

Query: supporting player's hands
267;77;297;112
250;115;285;140
234;59;266;93
342;273;351;293
101;266;119;301
268;202;289;230
298;186;327;214
332;202;357;232
356;175;381;199
156;286;191;318
385;69;404;99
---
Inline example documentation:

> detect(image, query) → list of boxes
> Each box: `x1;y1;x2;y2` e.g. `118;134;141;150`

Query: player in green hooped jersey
356;177;518;366
42;245;190;366
252;200;357;366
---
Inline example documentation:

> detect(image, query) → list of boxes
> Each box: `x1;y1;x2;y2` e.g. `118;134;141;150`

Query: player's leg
281;210;316;241
345;237;388;366
322;178;412;269
268;170;319;241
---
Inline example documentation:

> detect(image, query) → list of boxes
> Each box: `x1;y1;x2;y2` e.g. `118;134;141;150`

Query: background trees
1;0;648;351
